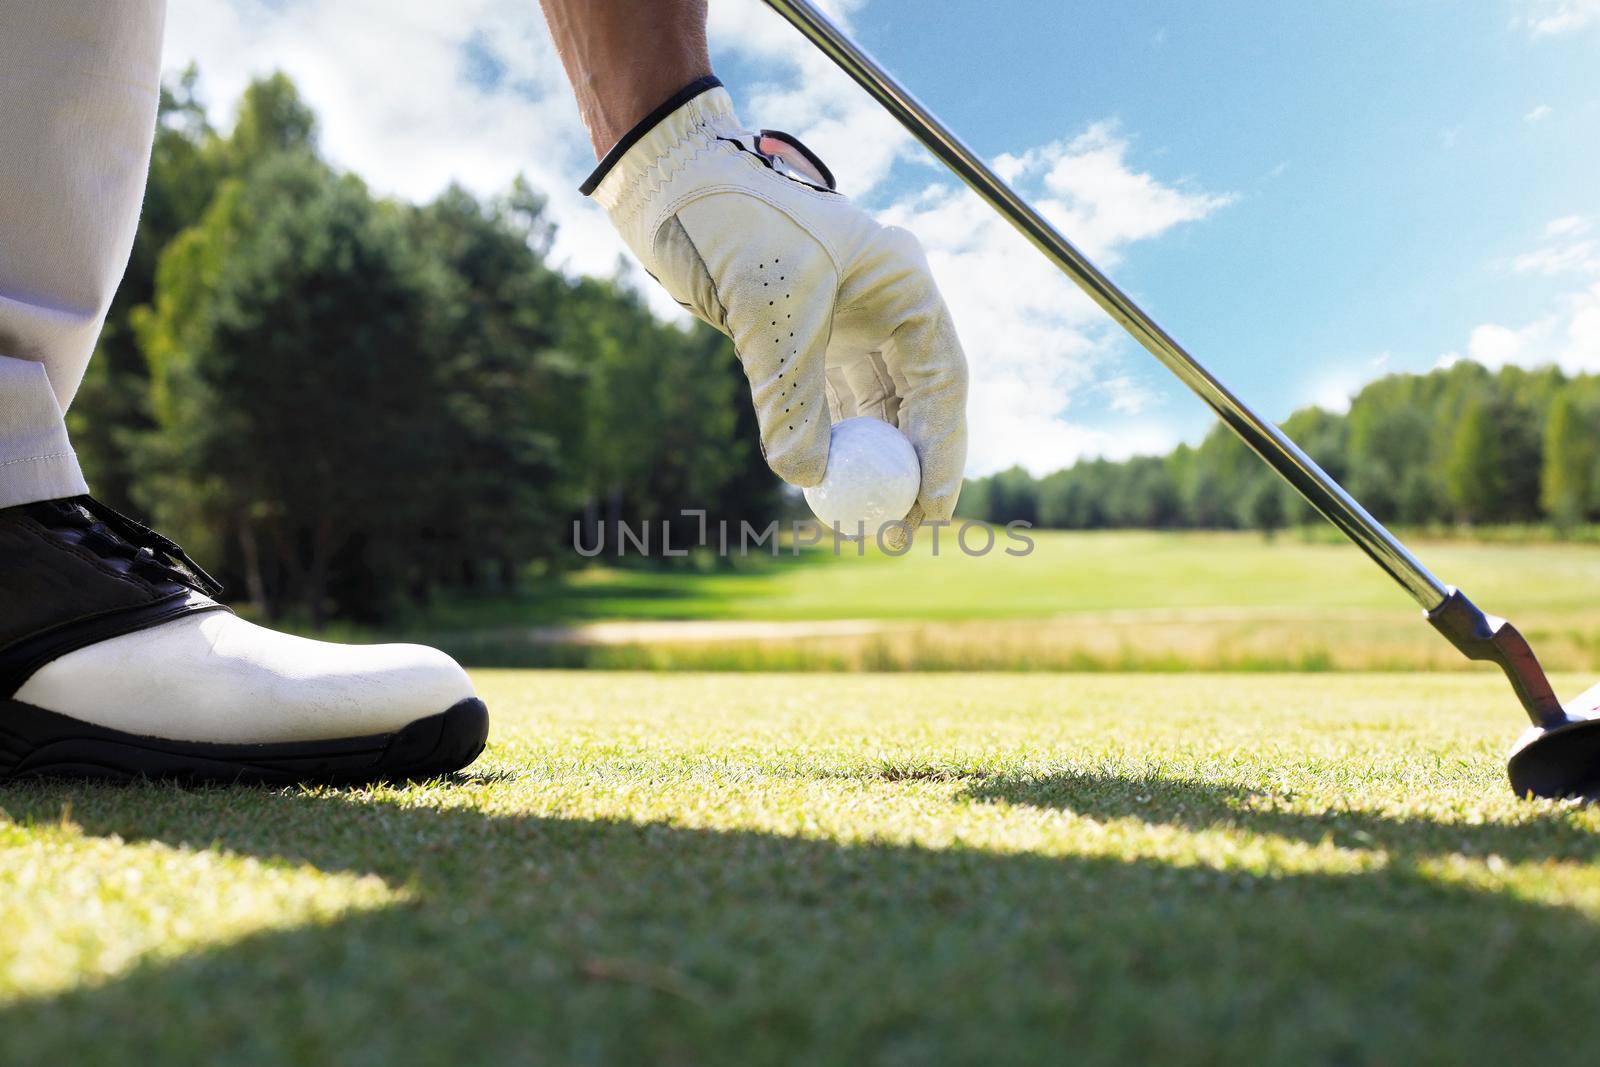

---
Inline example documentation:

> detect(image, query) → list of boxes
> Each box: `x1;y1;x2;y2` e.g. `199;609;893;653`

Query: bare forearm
539;0;712;158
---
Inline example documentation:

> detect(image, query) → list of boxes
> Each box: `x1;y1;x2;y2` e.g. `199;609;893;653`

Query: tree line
73;70;779;623
957;360;1600;534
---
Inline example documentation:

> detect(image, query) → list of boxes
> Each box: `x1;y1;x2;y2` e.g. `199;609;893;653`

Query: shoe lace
41;496;224;598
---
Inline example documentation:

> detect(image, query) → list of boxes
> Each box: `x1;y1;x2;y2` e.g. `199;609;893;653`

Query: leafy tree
1186;428;1255;529
1277;407;1347;526
1542;385;1600;527
221;72;317;169
139;154;446;622
953;476;991;522
566;264;779;556
936;362;1600;535
1241;480;1284;539
409;182;585;588
1346;376;1438;522
1495;365;1558;522
1444;395;1507;523
987;466;1040;526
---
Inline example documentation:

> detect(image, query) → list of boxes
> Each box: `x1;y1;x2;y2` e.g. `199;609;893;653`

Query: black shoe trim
0;697;489;785
0;592;231;699
57;495;224;598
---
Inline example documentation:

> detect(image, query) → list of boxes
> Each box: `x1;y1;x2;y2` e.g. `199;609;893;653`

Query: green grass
369;531;1600;673
446;530;1600;623
6;669;1600;1064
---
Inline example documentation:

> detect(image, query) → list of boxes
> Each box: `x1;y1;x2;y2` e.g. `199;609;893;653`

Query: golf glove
584;77;969;534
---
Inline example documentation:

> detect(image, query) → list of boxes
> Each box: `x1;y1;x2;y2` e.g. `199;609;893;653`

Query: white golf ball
803;417;921;534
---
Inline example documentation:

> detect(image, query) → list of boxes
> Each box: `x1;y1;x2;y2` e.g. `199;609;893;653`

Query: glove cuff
582;78;742;208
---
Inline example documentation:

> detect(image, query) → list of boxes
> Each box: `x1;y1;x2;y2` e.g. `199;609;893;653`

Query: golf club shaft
761;0;1450;611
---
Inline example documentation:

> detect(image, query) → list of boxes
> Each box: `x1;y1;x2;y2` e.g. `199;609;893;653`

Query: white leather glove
585;78;969;533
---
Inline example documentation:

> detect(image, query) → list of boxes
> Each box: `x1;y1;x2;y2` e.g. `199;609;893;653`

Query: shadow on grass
401;549;846;633
2;775;1600;1065
962;770;1600;867
390;577;703;634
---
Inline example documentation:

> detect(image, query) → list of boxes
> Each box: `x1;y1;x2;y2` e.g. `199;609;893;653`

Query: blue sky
168;0;1600;473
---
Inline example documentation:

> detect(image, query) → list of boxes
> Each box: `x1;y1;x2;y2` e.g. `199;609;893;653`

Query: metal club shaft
760;0;1450;610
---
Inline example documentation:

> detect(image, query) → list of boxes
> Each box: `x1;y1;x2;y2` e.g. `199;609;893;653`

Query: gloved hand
584;77;969;535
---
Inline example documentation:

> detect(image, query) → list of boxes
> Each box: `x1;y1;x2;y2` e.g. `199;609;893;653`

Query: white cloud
1461;217;1600;374
162;0;1229;477
1100;375;1159;414
1463;289;1600;373
1512;239;1600;275
879;127;1231;474
1515;0;1600;35
1468;322;1530;366
1510;215;1599;274
162;0;900;313
706;0;913;194
1306;353;1392;414
164;0;623;278
1525;103;1554;121
1547;214;1591;237
1037;124;1232;257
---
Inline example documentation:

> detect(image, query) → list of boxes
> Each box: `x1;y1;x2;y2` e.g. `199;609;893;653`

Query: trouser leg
0;1;166;508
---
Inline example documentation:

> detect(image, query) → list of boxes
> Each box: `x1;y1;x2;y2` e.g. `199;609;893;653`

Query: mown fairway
455;530;1600;621
416;531;1600;672
6;669;1600;1064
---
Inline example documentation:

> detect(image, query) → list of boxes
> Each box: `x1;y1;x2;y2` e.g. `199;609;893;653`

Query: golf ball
803;417;921;534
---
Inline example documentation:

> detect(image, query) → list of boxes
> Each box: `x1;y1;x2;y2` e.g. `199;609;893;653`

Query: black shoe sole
0;697;489;785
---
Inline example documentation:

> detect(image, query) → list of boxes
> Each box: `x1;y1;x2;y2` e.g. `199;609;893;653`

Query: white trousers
0;1;166;508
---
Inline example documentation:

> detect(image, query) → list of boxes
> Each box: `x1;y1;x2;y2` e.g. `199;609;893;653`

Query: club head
1424;590;1600;800
1507;682;1600;800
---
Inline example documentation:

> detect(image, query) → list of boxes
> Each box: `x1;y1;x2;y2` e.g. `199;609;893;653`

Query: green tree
1542;386;1600;527
986;466;1040;526
409;182;585;588
1493;364;1555;521
1244;479;1287;540
953;475;992;522
139;154;446;622
1345;377;1436;522
1184;428;1256;529
565;266;778;559
1277;407;1348;527
221;71;317;169
1106;457;1180;527
1444;395;1507;523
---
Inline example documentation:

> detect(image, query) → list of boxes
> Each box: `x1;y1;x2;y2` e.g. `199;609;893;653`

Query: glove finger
890;301;968;524
830;350;901;425
823;366;854;424
673;194;837;488
849;226;969;525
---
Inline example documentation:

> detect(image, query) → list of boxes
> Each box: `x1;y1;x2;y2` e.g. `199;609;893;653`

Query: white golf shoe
0;496;488;782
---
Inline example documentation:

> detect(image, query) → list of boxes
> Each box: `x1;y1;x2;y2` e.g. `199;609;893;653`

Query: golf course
411;530;1600;673
6;532;1600;1064
5;0;1597;1060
